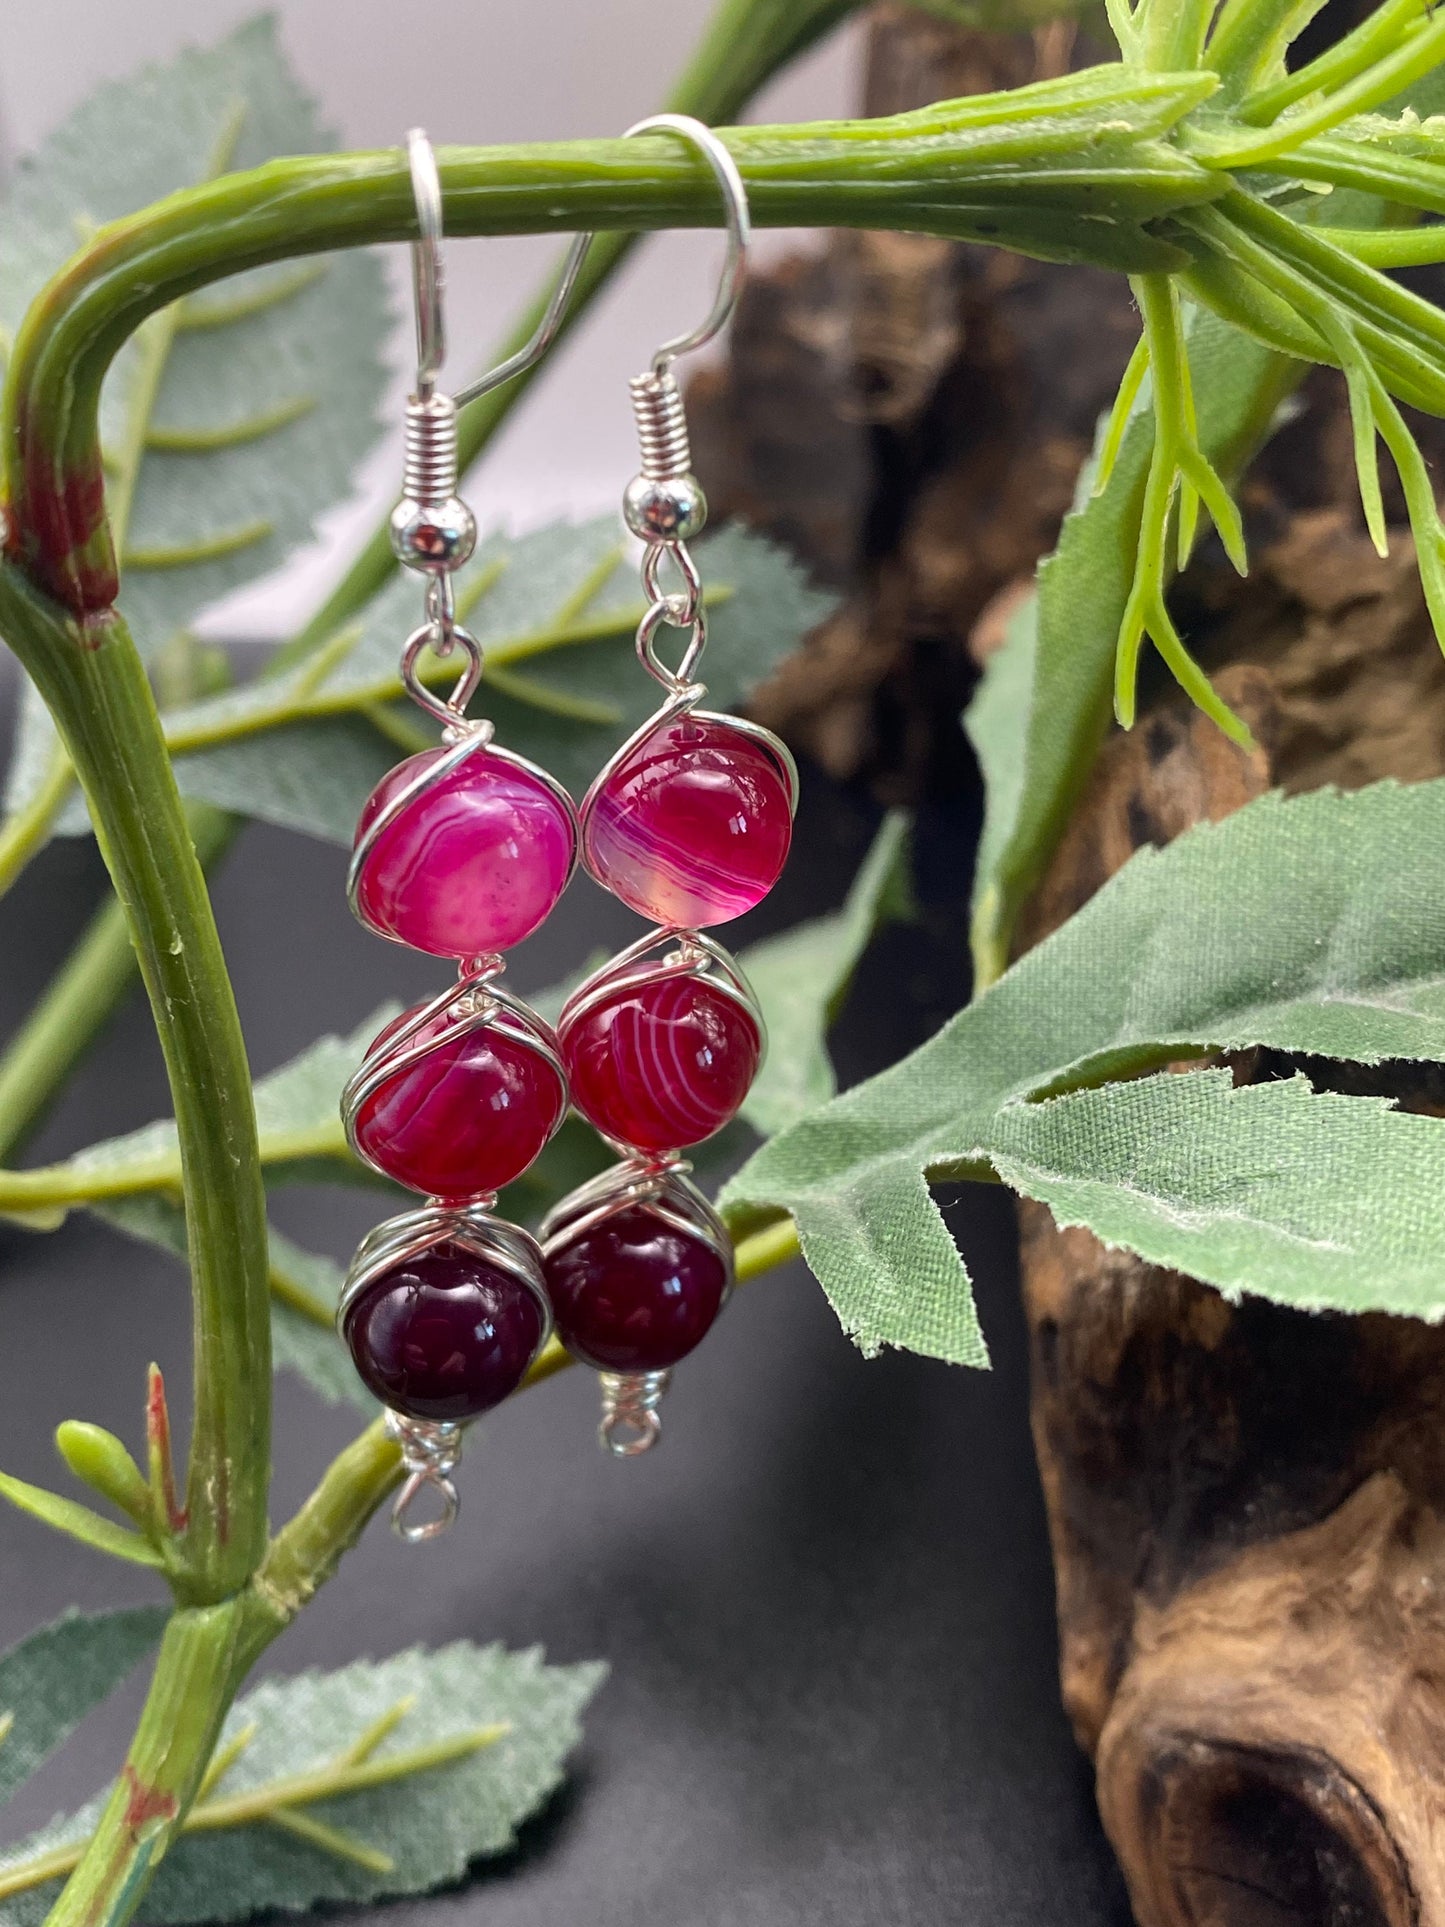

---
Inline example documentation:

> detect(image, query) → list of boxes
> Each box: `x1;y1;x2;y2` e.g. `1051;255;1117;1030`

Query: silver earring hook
403;127;594;410
405;128;446;401
449;116;748;409
622;115;751;373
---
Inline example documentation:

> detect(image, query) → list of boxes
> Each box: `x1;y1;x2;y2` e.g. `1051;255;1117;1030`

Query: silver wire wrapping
557;927;767;1060
597;1371;672;1457
341;957;567;1180
385;1412;463;1543
539;1161;735;1457
339;1202;553;1539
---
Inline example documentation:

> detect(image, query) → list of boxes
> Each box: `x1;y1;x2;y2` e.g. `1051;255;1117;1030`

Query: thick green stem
0;802;234;1161
0;566;270;1601
44;1606;243;1927
3;72;1221;615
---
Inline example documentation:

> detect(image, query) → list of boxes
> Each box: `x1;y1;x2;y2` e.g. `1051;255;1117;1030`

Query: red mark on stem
146;1364;188;1534
121;1765;179;1835
15;409;117;614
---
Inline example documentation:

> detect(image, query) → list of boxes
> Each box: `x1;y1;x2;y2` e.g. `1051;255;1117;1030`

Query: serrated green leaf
723;779;1445;1362
162;520;832;843
92;1193;373;1413
739;812;912;1137
0;1642;604;1925
0;1609;166;1808
992;1070;1445;1316
2;15;389;824
264;1229;375;1413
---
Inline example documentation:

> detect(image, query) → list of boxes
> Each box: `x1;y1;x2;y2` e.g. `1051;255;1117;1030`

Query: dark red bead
351;1001;565;1199
544;1205;728;1373
560;972;761;1154
342;1241;544;1422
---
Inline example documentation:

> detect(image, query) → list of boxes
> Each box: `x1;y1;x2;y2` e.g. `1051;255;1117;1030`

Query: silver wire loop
386;1413;462;1542
640;541;703;625
636;601;706;696
598;1370;671;1457
400;620;485;728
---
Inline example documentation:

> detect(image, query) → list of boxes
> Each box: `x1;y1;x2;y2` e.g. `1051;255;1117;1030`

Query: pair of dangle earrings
336;121;797;1540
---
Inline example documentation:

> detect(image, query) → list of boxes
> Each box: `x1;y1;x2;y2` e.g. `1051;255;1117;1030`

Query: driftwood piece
690;6;1445;1920
1018;558;1445;1923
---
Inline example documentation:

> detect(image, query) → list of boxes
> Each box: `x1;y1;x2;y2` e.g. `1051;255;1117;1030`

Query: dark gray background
0;666;1130;1923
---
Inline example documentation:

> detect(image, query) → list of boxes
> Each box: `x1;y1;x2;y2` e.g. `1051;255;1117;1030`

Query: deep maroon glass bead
582;715;792;928
342;1240;544;1422
352;1001;565;1199
353;744;576;957
543;1205;728;1373
559;971;761;1154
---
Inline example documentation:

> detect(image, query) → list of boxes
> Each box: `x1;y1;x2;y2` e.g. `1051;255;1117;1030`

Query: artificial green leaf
0;1608;166;1808
0;1471;164;1570
723;779;1445;1362
0;1642;604;1925
265;1229;374;1413
992;1070;1445;1316
93;1194;373;1414
739;812;912;1136
0;14;388;644
160;520;831;844
1;16;389;826
963;308;1292;991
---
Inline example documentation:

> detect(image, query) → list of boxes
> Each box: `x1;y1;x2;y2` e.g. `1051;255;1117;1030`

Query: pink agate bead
559;970;761;1154
583;716;792;928
351;1001;566;1200
353;745;576;957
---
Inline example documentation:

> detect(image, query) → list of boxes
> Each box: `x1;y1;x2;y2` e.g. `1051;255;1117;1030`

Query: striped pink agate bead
559;968;762;1154
582;715;791;928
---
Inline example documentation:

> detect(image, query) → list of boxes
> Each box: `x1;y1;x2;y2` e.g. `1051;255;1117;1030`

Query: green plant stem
43;1606;242;1927
0;748;74;899
0;802;232;1161
3;72;1223;616
0;565;270;1603
1207;7;1445;163
1234;0;1427;121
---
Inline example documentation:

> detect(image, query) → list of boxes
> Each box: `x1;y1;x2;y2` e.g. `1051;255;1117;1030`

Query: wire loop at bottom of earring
598;1369;672;1457
386;1411;463;1542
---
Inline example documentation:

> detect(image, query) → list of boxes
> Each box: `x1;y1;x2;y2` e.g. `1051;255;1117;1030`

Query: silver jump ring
401;620;484;726
640;541;703;627
425;572;457;648
393;1465;460;1543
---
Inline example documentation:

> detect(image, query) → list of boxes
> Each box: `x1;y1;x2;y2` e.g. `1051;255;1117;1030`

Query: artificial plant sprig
9;4;1445;1925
